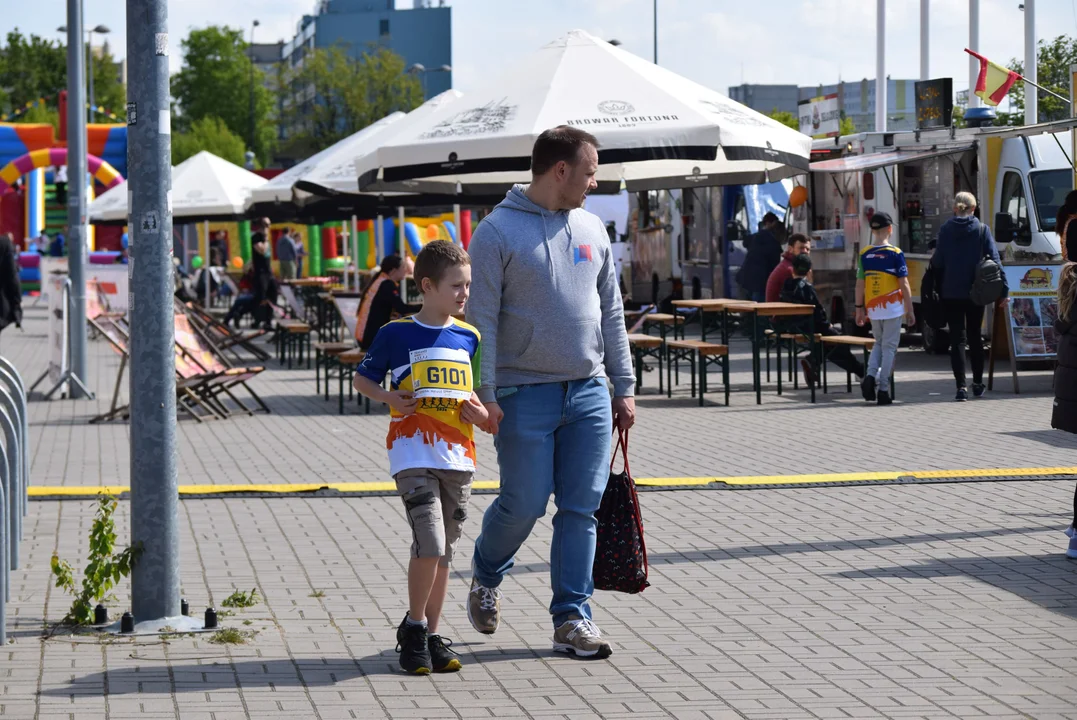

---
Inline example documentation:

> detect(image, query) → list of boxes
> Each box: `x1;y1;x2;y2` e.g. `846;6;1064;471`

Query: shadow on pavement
1003;429;1077;450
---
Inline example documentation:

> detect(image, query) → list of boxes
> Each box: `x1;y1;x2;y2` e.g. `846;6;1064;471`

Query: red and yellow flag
965;49;1021;107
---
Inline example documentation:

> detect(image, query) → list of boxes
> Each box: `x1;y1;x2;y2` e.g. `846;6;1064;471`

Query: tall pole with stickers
127;0;182;625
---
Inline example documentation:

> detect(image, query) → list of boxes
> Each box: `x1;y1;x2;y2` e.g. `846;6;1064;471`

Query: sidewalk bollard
0;361;28;517
120;612;134;634
0;398;20;569
95;604;108;625
204;607;218;629
181;598;189;617
0;355;30;646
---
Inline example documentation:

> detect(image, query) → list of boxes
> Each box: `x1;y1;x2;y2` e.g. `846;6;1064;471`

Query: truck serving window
1030;169;1072;233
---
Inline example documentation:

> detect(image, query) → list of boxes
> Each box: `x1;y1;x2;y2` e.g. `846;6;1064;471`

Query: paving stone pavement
5;304;1077;488
3;305;1077;718
4;482;1077;720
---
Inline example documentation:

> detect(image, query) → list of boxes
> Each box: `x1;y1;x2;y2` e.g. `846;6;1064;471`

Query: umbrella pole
203;219;210;309
453;204;461;246
351;215;359;291
376;214;383;265
398;205;406;298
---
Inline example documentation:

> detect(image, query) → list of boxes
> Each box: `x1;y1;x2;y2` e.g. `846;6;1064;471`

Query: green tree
88;40;126;121
172;116;248;166
767;108;799;131
998;35;1077;126
0;29;67;117
279;44;422;158
171;26;275;164
839;115;856;135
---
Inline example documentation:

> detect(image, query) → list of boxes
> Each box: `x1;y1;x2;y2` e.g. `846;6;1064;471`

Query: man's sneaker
861;374;877;402
395;614;432;675
972;382;987;398
1067;525;1077;559
800;358;817;388
877;389;892;406
468;578;501;635
552;616;613;659
427;634;462;672
955;388;969;402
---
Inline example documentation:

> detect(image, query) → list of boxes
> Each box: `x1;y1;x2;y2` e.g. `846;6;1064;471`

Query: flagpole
1019;77;1070;106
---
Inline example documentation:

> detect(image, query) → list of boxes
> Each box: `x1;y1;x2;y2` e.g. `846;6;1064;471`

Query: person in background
855;212;914;406
209;230;228;266
1051;209;1077;559
930;191;1008;402
251;232;277;330
224;262;257;328
116;233;129;264
765;233;812;303
356;254;419;350
49;232;65;258
0;232;22;347
292;230;307;278
54;164;67;205
737;212;783;302
276;226;298;280
781;252;864;387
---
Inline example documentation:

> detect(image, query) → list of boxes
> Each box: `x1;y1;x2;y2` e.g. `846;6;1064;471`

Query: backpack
969;222;1006;306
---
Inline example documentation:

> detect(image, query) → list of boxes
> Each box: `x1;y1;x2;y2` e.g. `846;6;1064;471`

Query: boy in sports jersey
353;241;488;675
855;212;915;406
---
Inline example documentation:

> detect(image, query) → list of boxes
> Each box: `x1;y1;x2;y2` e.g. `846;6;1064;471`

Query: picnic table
671;298;756;343
738;302;816;405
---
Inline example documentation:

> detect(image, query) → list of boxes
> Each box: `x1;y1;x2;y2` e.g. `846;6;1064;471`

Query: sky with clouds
7;0;1077;103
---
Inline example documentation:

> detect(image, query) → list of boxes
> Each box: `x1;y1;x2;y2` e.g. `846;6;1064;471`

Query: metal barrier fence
0;355;30;646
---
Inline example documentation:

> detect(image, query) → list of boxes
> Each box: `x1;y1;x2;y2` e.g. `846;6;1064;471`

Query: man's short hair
788;232;810;248
762;212;780;226
791;252;812;276
414;240;470;291
531;125;599;176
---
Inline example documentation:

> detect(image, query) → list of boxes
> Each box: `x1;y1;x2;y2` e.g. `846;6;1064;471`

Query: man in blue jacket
465;126;635;659
930;191;1008;401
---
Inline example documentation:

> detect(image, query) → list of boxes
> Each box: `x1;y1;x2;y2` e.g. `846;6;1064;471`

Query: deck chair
180;300;271;362
172;314;271;417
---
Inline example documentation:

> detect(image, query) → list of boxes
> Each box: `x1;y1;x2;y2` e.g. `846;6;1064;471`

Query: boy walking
353;241;489;675
856;212;915;406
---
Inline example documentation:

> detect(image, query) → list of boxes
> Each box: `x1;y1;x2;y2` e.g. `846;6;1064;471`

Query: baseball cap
869;211;893;229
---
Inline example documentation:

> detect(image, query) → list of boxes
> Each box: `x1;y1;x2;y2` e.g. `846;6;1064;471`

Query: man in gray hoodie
465;126;635;659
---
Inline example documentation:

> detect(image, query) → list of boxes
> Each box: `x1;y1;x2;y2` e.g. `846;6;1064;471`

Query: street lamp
58;24;110;122
408;63;452;98
249;19;260;163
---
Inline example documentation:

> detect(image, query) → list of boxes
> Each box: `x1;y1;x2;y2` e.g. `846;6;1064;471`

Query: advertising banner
798;94;840;139
1003;264;1060;358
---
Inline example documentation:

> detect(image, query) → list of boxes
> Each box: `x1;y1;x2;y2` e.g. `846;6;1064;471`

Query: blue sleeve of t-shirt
356;326;392;384
894;250;908;278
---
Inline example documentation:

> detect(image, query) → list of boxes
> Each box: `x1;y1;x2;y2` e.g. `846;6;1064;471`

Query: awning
810;144;974;173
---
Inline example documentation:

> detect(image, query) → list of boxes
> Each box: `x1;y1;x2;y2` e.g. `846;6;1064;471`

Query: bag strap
610;428;631;476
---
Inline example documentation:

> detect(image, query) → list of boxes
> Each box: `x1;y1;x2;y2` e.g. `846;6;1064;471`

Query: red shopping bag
593;429;650;593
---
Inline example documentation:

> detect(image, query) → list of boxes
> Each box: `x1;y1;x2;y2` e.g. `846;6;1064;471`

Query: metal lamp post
249;19;260;159
408;63;452;99
58;23;110;122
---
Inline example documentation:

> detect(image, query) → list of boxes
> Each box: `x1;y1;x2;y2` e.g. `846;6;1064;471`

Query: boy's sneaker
972;382;987;398
553;616;613;659
861;374;877;402
877;389;892;406
428;634;462;672
800;358;817;388
955;388;969;402
395;614;432;675
468;578;501;635
1067;525;1077;560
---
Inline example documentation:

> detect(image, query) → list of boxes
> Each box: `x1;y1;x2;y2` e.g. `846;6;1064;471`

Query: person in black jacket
736;212;783;302
1052;213;1077;559
357;254;420;350
251;232;277;330
0;232;22;347
929;191;1008;401
780;252;865;389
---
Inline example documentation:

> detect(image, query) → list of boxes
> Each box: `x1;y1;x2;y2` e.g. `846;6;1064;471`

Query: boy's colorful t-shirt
857;244;908;320
356;317;481;476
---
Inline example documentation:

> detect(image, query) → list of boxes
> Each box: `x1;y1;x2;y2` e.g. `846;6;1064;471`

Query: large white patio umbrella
360;29;811;194
90;151;267;306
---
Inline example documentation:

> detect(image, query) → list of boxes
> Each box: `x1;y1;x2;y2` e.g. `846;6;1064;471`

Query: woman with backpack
1052;195;1077;559
929;192;1008;401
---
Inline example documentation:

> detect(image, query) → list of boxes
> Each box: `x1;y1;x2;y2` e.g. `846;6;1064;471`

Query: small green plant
221;588;260;609
50;495;142;625
208;628;255;645
309;590;325;599
242;619;253;626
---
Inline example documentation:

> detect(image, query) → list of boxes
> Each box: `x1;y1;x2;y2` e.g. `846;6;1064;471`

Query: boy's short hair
791;252;812;276
788;232;810;248
414;240;470;291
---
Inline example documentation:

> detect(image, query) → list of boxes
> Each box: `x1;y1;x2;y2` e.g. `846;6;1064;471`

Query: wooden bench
627;333;664;395
665;339;730;407
314;341;356;394
819;335;894;396
641;313;686;344
335;349;370;415
276;320;312;369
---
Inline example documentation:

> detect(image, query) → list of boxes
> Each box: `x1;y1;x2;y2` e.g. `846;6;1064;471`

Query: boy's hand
386;390;418;415
904;305;916;326
460;396;489;427
855;308;866;327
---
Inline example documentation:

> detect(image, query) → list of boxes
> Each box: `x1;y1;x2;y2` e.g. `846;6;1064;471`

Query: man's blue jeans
472;378;613;628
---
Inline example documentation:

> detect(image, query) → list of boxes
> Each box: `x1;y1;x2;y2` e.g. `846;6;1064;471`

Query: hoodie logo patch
573;245;593;265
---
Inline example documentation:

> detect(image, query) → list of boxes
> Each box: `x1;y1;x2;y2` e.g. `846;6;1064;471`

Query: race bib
409;347;472;401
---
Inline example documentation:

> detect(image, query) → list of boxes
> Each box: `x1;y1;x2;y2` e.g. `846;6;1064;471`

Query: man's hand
612;396;636;431
480;402;504;435
460;395;490;427
386;390;418;416
855;308;867;327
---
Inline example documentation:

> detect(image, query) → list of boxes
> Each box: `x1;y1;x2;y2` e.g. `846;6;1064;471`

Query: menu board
915;78;954;129
1003;264;1061;357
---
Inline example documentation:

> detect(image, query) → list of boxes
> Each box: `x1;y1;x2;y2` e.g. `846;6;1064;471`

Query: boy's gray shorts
394;468;474;567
